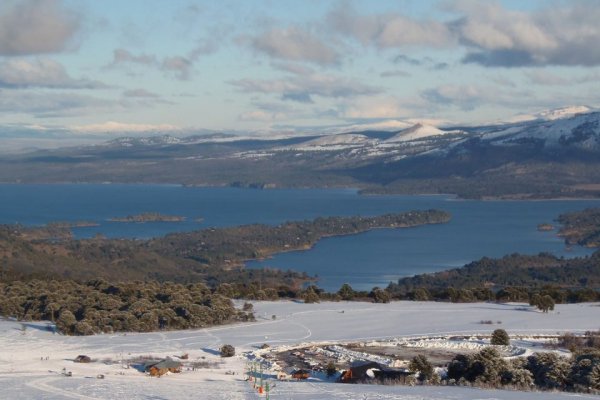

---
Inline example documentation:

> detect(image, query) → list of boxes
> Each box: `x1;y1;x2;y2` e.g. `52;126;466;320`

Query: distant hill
1;109;600;199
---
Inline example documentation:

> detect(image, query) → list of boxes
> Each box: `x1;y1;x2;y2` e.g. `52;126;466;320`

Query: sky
2;0;600;146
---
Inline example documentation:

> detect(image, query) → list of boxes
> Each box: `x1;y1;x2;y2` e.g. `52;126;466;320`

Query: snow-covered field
1;301;599;399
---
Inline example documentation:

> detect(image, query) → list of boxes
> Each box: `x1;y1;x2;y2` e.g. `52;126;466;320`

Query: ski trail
26;376;98;399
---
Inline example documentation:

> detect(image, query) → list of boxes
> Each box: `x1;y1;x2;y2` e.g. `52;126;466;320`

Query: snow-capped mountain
536;105;592;121
481;111;600;150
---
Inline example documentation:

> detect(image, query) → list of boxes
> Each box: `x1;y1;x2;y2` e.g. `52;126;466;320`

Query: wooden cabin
144;358;183;377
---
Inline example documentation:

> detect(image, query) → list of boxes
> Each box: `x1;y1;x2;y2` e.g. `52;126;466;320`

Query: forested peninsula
0;209;451;285
385;208;600;303
557;207;600;247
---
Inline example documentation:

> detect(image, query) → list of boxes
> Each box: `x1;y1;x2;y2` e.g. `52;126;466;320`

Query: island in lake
109;212;186;223
537;223;554;231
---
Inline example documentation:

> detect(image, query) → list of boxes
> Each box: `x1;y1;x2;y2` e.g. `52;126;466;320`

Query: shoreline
1;182;599;201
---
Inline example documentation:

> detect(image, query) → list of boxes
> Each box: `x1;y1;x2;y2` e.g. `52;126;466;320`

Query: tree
303;287;320;304
56;309;77;335
337;283;355;301
530;294;555;313
409;354;434;382
412;287;430;301
369;287;390;303
220;344;235;357
491;329;510;346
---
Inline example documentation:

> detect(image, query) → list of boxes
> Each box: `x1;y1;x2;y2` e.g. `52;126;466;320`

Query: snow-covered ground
1;301;599;399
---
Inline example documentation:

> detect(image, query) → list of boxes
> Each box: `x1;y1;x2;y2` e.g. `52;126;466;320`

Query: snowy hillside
482;111;600;149
282;133;374;151
385;123;464;143
537;105;592;121
1;301;599;399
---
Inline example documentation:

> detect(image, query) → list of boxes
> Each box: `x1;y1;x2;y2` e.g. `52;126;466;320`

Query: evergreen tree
491;329;510;346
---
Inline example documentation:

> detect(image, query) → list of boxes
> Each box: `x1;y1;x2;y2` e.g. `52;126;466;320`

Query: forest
0;209;450;285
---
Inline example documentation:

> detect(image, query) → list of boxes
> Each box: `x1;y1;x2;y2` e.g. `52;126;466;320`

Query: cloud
340;96;411;119
393;54;449;70
238;110;286;122
526;71;570;86
161;56;192;80
71;121;180;133
323;1;600;68
231;73;381;102
421;83;540;112
380;70;411;78
0;58;104;89
122;88;160;98
526;70;600;86
453;0;600;67
248;27;340;65
393;55;423;66
111;48;157;66
0;0;79;56
271;62;315;76
108;49;194;80
422;84;491;111
281;92;313;103
328;4;453;48
0;89;111;118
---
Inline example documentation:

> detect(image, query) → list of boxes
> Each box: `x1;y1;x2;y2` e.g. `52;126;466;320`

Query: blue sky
1;0;600;141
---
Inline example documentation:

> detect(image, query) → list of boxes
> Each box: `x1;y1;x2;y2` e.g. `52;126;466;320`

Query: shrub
491;329;510;346
409;355;434;382
220;344;235;357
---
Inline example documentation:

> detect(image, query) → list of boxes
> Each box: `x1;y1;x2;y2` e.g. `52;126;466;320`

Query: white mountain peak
385;123;461;143
536;105;592;121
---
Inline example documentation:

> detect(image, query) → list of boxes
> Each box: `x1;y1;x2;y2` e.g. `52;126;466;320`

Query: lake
1;184;598;290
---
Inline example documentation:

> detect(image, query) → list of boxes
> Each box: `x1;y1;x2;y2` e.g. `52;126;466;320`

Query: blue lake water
1;184;598;291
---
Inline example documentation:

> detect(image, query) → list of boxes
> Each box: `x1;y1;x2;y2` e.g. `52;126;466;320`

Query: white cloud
108;49;193;80
454;0;600;66
249;27;340;65
0;89;111;117
0;58;104;89
231;73;381;102
339;96;411;119
71;121;180;133
110;48;157;66
328;4;453;48
122;89;160;98
0;0;79;56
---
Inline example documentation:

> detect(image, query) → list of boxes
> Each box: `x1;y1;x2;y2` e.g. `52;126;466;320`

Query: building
339;361;413;384
144;358;183;377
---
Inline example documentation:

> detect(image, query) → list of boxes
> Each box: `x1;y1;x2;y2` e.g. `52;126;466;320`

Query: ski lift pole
259;362;263;390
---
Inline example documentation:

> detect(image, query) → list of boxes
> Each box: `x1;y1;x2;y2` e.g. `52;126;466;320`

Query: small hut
144;358;183;377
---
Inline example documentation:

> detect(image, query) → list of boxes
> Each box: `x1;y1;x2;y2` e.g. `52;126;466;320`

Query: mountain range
1;106;599;199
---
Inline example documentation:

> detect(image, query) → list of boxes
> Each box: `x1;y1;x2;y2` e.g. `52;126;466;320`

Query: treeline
558;207;600;247
443;347;600;393
148;209;451;266
386;252;600;296
403;330;600;393
0;210;450;286
0;279;253;335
